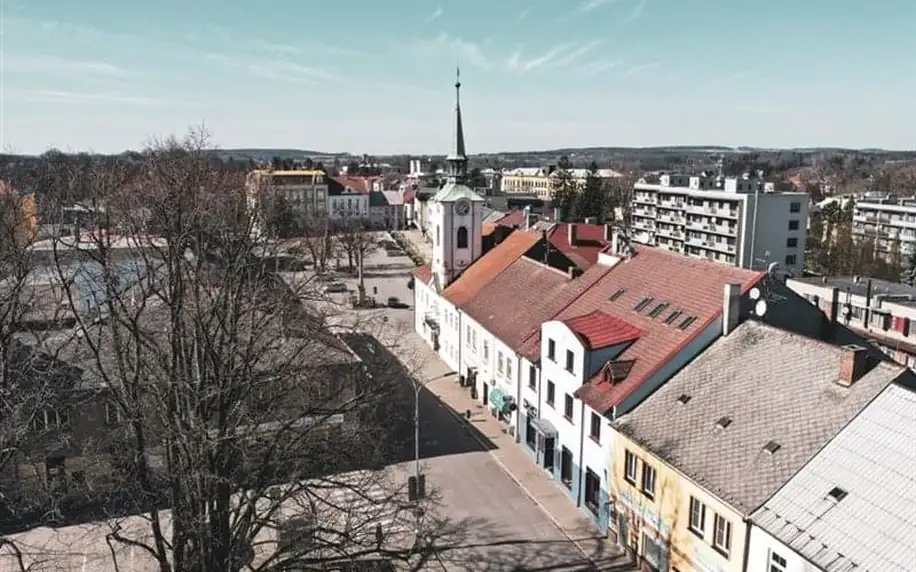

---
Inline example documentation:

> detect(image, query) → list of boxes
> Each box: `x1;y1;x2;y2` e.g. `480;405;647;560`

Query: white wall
747;524;821;572
460;314;521;432
414;280;439;348
329;193;369;220
746;193;808;272
539;321;587;496
437;298;460;371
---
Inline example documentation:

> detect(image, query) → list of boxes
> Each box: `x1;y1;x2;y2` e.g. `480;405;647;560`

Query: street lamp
408;372;453;529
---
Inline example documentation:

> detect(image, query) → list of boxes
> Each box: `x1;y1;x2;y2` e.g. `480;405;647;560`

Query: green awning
489;387;505;411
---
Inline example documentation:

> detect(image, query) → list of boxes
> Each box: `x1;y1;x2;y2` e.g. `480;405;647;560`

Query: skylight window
609;289;626;301
677;394;691;405
827;487;848;502
663;310;682;325
634;297;654;312
763;440;782;455
648;303;669;318
715;416;732;429
678;316;697;330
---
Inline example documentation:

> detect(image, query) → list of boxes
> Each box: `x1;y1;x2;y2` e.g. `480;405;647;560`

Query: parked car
387;296;408;309
323;282;348;293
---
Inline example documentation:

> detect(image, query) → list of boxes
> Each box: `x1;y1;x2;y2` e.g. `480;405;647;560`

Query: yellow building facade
610;432;748;572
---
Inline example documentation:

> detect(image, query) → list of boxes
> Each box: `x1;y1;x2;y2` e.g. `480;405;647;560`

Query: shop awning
489;387;505;411
530;416;557;437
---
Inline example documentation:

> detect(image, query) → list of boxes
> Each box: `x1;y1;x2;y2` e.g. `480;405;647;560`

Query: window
647;302;669;318
790;201;801;213
528;366;537;390
589;412;601;442
472;330;477;350
31;408;69;431
584;468;600;515
634;297;654;312
483;340;489;360
506;359;513;379
609;288;626;301
785;254;797;265
105;402;122;425
497;352;504;374
624;450;638;484
713;514;732;556
678;315;697;330
547;339;556;360
689;496;706;536
560;447;574;487
435;225;440;246
769;551;787;572
564;394;574;420
546;381;555;406
786;237;798;248
641;463;656;498
565;349;575;373
456;226;469;248
788;220;799;230
466;325;471;346
525;415;536;449
663;310;682;325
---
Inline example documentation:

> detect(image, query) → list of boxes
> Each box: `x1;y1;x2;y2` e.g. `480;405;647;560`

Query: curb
430;385;600;568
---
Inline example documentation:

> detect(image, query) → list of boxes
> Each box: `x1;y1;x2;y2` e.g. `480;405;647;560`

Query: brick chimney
568;223;578;246
723;283;741;336
838;344;868;387
604;224;613;243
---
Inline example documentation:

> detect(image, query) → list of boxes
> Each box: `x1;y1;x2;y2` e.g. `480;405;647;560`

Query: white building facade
631;174;808;274
328;183;369;221
852;196;916;257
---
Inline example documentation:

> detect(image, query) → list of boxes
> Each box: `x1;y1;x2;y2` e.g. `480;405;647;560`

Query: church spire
445;67;468;183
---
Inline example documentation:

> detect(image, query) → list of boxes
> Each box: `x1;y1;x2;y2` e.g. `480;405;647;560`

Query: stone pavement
395;331;633;571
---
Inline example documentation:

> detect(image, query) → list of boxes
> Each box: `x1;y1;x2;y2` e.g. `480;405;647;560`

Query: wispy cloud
410;33;493;69
519;8;531;18
4;54;128;77
426;6;444;24
507;41;602;74
622;0;647;23
577;60;622;75
622;62;660;76
7;89;196;107
573;0;622;15
246;61;340;84
253;41;359;57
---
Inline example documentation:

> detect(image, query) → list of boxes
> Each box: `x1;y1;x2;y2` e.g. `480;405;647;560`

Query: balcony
633;219;656;232
658;213;685;225
632;207;656;218
633;194;657;205
658;200;684;210
656;226;684;240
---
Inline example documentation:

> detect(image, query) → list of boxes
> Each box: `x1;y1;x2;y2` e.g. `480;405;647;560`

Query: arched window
456;226;469;249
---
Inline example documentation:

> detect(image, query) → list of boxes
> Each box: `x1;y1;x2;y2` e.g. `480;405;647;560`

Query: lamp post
408;372;453;539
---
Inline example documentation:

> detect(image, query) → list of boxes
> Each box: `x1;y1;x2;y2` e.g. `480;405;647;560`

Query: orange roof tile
414;264;432;283
481;223;498;237
562;310;642;350
443;231;541;307
548;223;611;269
494;210;527;228
554;247;762;413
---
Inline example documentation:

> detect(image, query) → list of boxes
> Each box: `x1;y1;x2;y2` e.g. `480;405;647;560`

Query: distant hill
215;148;347;161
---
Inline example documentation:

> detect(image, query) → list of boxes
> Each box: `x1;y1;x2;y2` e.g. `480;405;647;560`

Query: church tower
430;69;487;289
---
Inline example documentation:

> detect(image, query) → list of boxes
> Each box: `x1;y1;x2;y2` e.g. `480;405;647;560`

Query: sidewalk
399;331;632;570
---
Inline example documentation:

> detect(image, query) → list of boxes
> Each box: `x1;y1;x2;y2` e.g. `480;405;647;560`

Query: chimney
838;344;868;387
604;224;613;243
568;266;582;279
568;223;578;246
723;283;741;336
525;213;538;230
553;207;562;222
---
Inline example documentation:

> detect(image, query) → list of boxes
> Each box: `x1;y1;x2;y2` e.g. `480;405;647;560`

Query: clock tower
430;69;487;288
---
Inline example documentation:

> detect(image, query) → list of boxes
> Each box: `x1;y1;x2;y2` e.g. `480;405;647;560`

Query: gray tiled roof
614;320;911;515
751;382;916;572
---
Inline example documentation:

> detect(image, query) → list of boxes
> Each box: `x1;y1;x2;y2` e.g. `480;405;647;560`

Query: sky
1;0;914;155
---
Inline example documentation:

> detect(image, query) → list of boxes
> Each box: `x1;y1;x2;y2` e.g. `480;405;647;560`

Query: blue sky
1;0;913;154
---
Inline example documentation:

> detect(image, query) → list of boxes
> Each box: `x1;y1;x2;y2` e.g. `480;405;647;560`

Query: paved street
282;236;635;572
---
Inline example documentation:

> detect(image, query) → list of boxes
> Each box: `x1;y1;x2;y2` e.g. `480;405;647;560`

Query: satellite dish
749;287;761;301
842;304;852;317
754;300;768;317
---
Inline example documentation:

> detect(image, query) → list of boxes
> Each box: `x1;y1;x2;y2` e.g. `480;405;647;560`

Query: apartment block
851;196;916;256
501;167;622;201
246;169;329;216
630;174;808;273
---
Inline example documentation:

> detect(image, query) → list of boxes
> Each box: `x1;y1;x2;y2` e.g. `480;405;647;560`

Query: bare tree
15;130;440;571
335;216;378;275
300;215;337;275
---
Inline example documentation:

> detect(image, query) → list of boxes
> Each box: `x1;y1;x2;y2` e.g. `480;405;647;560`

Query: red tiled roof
481;223;498;237
462;256;596;352
414;264;432;283
494;210;527;228
402;190;416;203
526;246;762;413
331;176;375;194
443;231;541;307
562;310;641;350
547;223;610;269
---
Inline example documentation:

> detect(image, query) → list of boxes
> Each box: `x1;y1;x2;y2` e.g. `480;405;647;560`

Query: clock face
454;201;470;216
